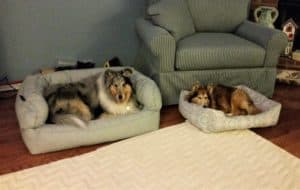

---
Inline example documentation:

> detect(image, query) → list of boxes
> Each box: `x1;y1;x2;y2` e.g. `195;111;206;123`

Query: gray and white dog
97;68;140;116
44;68;140;128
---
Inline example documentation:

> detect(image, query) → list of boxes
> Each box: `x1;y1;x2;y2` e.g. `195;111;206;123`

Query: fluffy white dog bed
179;85;281;133
15;67;162;154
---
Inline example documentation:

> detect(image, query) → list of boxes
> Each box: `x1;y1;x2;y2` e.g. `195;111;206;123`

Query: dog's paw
99;112;114;119
225;113;233;117
121;68;133;77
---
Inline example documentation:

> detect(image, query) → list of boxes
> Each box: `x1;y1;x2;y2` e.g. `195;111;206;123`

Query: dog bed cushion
179;85;281;133
15;67;162;154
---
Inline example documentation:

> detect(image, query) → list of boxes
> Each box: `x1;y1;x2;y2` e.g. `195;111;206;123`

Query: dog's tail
234;89;262;115
52;114;88;128
241;100;262;115
247;104;262;115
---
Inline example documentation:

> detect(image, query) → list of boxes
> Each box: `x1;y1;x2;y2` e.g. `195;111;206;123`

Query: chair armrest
131;70;162;111
15;75;49;129
136;18;176;72
236;20;288;67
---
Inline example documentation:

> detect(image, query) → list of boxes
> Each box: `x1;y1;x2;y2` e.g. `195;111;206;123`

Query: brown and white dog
187;83;261;116
187;83;210;108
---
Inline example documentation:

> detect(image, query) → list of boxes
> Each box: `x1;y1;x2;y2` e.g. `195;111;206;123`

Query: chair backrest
187;0;250;32
147;0;160;6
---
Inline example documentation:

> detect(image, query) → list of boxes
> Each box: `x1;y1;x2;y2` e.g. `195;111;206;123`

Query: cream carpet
1;122;300;190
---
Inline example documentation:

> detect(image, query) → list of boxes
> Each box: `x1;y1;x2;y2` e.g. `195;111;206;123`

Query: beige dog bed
15;67;162;154
179;85;281;133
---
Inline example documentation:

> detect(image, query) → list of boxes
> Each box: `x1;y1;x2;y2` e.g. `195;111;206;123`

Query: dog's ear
121;68;133;78
104;69;116;88
191;82;201;92
186;91;195;102
186;82;199;102
206;84;214;94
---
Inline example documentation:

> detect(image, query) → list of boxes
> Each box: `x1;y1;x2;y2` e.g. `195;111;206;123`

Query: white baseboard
0;82;22;92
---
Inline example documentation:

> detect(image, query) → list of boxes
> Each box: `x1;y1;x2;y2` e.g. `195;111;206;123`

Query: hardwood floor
0;83;299;175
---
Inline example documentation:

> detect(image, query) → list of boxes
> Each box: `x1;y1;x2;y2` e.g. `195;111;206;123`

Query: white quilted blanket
1;122;300;190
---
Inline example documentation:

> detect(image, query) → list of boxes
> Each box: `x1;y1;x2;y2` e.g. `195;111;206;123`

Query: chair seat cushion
175;33;266;70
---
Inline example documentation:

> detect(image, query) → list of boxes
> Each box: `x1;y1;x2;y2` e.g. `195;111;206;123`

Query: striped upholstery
136;18;175;72
236;21;288;67
135;0;288;105
187;0;250;32
176;33;265;70
147;0;160;5
147;0;195;41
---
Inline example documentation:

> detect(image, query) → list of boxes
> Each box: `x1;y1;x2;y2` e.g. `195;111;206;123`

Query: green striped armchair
135;0;288;105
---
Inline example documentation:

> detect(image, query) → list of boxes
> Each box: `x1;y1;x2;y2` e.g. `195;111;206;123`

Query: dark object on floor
56;61;96;71
40;57;122;75
104;56;122;68
0;76;18;99
76;61;95;69
55;65;76;71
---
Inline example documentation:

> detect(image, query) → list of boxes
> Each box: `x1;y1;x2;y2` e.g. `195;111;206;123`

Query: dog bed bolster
16;75;49;129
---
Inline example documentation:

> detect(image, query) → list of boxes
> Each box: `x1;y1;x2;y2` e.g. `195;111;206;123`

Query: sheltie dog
97;68;140;116
44;68;140;128
187;83;261;116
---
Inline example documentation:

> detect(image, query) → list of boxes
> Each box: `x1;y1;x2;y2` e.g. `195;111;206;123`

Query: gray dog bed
179;85;281;133
15;67;162;154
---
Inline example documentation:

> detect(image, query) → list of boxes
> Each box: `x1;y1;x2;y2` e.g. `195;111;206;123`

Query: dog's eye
114;84;118;88
122;83;126;87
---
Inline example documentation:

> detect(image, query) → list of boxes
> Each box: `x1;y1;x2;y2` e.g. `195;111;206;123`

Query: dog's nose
118;95;123;100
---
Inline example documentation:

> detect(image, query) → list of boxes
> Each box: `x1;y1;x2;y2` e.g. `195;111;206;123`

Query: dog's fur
187;83;261;116
97;68;140;116
44;68;140;128
187;84;210;108
44;75;101;128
